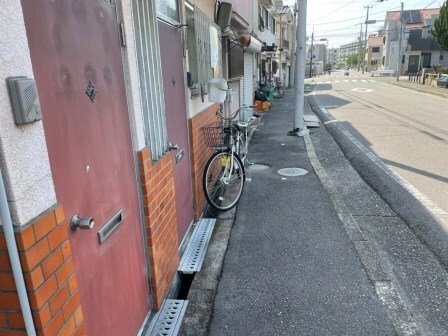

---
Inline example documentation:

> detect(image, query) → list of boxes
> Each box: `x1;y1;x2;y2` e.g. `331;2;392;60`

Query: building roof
367;36;383;47
385;8;440;28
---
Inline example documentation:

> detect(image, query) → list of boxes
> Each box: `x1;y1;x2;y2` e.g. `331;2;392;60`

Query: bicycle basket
201;122;230;148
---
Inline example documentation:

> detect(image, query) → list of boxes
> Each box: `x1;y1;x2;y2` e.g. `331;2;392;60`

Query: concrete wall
0;1;56;226
225;0;253;30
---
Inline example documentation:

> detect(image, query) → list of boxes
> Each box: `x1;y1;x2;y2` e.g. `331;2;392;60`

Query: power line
309;0;358;24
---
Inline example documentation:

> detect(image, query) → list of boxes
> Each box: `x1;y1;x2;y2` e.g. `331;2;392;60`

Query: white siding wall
0;1;56;226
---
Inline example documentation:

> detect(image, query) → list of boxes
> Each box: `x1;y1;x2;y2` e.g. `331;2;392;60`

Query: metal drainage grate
277;167;309;177
146;300;188;336
247;163;271;172
178;218;216;274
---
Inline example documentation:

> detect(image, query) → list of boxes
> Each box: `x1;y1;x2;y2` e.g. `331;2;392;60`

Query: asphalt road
311;71;448;215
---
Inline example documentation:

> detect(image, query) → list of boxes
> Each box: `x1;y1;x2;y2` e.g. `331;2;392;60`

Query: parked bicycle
201;106;255;211
273;79;285;99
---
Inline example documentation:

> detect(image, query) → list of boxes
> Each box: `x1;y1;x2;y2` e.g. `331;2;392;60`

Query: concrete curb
307;93;448;271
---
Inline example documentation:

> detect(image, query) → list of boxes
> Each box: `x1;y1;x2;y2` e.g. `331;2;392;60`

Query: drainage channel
146;218;216;336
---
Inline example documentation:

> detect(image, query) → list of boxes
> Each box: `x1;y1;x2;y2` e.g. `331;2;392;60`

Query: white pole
357;23;363;72
293;0;308;136
279;14;283;85
396;2;404;81
0;169;36;336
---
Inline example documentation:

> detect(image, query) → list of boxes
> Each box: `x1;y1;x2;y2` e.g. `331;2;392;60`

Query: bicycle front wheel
273;87;285;99
203;151;245;211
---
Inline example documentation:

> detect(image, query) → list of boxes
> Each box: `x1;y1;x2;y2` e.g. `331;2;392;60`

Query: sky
283;0;444;48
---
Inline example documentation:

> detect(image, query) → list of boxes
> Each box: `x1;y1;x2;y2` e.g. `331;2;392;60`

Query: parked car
437;76;448;88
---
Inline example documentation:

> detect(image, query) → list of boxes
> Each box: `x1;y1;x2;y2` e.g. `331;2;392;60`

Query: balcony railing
407;38;441;52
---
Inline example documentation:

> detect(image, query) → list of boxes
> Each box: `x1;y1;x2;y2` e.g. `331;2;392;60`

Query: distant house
327;48;340;68
382;8;448;75
365;36;383;72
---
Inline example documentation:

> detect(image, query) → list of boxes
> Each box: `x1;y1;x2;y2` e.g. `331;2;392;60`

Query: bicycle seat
236;121;250;130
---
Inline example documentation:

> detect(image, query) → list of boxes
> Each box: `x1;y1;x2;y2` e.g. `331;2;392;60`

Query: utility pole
279;14;283;85
309;27;314;77
290;3;297;86
362;6;370;74
357;23;363;72
396;2;404;81
292;0;308;136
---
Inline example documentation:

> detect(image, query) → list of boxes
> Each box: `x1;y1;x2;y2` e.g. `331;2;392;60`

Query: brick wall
189;104;220;221
138;148;179;311
0;205;84;336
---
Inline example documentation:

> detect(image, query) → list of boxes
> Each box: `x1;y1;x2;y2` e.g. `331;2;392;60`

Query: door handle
71;215;95;231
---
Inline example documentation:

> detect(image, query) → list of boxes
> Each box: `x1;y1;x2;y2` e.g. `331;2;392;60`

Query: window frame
155;0;180;25
185;3;222;99
263;8;270;29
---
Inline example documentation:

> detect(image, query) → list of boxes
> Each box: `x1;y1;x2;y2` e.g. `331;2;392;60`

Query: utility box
7;77;42;125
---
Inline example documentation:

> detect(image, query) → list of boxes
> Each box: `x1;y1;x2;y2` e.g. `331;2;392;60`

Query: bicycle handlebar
216;105;256;120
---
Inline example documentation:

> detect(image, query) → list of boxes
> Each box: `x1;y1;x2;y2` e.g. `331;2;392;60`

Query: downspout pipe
0;168;36;336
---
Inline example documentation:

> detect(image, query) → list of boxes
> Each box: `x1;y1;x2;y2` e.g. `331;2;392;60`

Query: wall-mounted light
238;31;252;47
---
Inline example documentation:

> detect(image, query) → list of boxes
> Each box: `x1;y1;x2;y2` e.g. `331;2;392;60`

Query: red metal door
22;1;149;335
158;22;194;243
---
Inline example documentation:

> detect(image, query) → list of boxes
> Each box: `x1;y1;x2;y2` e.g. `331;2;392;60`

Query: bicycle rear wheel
273;86;285;99
203;151;245;211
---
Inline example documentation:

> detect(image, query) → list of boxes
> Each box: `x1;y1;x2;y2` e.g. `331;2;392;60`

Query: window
134;0;168;159
227;40;244;79
272;61;278;74
372;47;380;53
402;55;405;64
271;17;276;34
258;5;264;31
155;0;179;24
185;4;222;98
440;55;444;61
263;8;269;29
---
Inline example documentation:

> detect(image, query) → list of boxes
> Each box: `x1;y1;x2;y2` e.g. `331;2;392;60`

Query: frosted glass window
156;0;179;24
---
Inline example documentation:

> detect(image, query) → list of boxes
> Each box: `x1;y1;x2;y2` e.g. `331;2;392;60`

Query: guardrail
409;73;422;83
370;70;396;77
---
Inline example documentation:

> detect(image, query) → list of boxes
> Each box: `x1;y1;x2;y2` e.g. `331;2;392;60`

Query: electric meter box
7;77;42;125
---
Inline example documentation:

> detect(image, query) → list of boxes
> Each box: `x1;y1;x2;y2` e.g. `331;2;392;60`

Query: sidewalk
385;78;448;99
179;91;398;335
372;75;448;99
